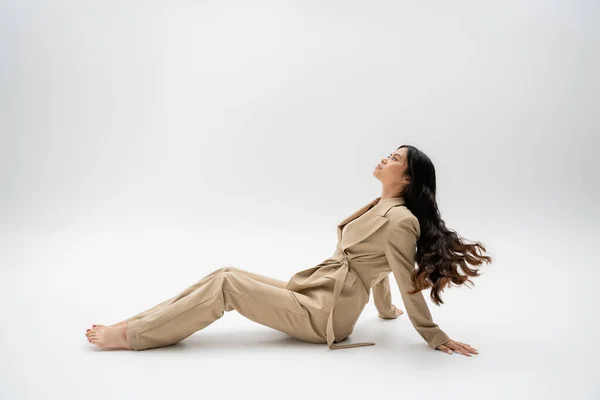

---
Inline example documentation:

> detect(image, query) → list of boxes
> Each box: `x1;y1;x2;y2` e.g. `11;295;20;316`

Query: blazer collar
336;196;405;249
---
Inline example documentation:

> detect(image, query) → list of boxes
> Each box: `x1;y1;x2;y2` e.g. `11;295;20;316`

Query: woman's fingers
437;340;479;356
452;345;471;357
437;344;453;354
455;341;479;354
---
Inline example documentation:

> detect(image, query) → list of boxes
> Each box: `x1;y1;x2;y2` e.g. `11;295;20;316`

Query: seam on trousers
222;288;309;318
134;290;223;337
293;300;327;340
215;269;307;318
348;302;367;330
133;270;236;336
133;286;309;338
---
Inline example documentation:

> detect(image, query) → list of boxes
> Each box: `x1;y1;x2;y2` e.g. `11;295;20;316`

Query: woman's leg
125;266;323;350
112;297;176;326
220;265;289;289
121;266;289;325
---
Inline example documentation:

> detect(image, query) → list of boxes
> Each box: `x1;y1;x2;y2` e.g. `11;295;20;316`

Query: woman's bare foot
85;324;134;350
85;320;126;332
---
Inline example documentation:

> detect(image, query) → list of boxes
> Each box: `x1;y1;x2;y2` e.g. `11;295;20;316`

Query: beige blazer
286;196;450;350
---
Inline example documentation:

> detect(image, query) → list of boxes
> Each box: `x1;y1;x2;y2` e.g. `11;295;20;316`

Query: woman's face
373;147;410;187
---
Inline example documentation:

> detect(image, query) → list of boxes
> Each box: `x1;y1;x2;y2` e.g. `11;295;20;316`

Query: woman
85;145;490;357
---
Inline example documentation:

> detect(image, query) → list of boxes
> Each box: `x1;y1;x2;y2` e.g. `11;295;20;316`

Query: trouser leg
124;266;289;324
126;266;325;350
124;296;177;323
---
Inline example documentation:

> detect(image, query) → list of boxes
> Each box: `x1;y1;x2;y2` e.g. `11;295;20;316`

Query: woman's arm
383;215;450;350
372;274;402;319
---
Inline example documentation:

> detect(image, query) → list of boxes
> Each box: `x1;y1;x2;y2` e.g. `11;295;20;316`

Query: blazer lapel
336;196;405;250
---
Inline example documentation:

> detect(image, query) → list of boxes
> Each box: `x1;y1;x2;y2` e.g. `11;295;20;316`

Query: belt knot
338;250;349;265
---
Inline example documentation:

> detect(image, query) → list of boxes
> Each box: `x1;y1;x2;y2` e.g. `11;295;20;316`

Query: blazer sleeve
383;215;450;349
372;274;400;319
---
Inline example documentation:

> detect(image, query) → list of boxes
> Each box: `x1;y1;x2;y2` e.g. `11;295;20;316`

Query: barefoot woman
86;145;490;356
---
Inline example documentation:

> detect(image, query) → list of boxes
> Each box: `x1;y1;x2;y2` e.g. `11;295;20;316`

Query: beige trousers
125;266;327;350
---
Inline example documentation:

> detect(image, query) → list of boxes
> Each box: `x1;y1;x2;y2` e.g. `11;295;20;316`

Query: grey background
1;0;597;399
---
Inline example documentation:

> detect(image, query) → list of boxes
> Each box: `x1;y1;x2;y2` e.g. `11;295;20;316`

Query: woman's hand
436;339;478;357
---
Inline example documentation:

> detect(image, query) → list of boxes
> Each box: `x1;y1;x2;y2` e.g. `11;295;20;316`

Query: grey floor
1;223;596;400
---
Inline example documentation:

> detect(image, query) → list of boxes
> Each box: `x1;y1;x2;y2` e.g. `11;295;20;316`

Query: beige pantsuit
125;196;450;351
125;267;326;350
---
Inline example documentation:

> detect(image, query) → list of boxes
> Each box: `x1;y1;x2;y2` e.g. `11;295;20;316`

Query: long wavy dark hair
398;145;492;305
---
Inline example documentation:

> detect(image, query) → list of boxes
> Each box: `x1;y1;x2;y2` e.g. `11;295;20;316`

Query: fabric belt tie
325;250;376;350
